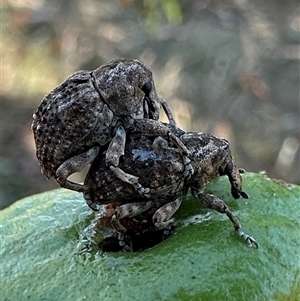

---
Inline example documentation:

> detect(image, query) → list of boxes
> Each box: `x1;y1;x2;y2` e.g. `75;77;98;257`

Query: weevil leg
152;198;182;230
110;166;151;198
110;166;139;184
105;125;126;167
117;233;134;252
152;137;194;180
182;155;194;180
56;146;100;192
158;95;177;127
193;190;258;248
111;200;155;233
107;126;153;198
129;118;189;155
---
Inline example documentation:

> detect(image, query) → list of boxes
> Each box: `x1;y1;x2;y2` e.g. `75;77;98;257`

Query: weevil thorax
181;132;233;189
92;59;160;120
184;132;248;199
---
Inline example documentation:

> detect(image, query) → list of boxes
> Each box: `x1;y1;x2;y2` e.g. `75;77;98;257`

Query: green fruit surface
1;173;299;301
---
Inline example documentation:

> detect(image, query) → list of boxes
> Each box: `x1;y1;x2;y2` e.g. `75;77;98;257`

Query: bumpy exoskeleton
31;59;188;193
84;124;258;249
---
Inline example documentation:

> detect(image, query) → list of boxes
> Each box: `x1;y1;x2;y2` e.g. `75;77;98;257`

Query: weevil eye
141;81;152;96
224;161;233;175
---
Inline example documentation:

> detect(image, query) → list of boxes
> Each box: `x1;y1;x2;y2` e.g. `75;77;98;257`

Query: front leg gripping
56;146;100;193
130;118;189;155
192;190;258;248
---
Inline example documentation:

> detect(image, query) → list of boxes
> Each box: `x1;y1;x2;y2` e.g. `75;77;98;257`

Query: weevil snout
224;161;249;199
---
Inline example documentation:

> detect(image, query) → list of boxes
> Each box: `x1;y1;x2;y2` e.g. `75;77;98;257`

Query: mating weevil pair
31;58;187;193
32;58;258;251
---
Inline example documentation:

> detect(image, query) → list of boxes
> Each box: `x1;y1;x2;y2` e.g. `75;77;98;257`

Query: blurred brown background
1;0;299;209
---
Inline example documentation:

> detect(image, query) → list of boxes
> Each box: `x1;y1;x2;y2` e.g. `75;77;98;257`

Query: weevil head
92;59;160;121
